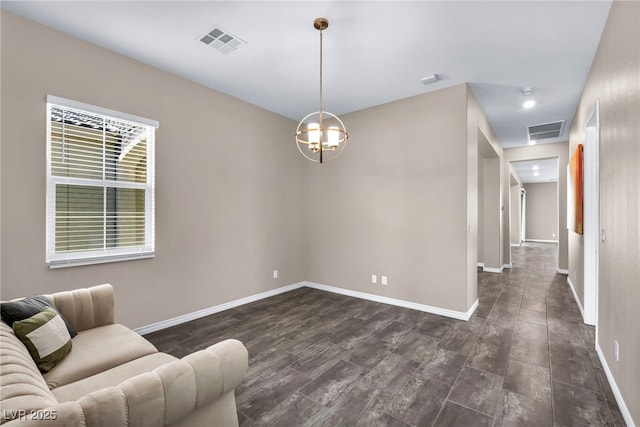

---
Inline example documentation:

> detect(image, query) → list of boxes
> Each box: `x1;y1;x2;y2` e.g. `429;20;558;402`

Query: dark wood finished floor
145;243;625;426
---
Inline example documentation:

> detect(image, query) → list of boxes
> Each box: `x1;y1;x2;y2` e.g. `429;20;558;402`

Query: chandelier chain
319;28;323;117
319;28;323;162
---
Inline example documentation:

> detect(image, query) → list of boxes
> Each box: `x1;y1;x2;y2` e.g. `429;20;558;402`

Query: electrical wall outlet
273;270;278;279
371;275;377;284
381;276;388;285
614;340;619;362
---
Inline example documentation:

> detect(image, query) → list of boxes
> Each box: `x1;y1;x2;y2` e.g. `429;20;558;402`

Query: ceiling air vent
527;121;565;142
199;25;246;54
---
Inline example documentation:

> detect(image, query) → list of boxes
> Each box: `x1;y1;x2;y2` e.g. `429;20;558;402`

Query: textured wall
568;1;640;423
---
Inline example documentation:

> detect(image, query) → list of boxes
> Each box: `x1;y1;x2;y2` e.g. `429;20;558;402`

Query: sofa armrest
2;339;249;427
45;284;114;332
133;338;249;425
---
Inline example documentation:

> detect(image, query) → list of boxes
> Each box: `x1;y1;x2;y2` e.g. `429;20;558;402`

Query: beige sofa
0;284;248;426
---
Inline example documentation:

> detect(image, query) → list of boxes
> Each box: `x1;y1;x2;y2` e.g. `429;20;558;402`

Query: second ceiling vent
527;120;565;142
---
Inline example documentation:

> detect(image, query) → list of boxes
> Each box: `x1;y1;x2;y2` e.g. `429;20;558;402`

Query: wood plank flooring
145;243;625;426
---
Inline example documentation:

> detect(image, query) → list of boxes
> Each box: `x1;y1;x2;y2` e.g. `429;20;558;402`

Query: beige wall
504;142;569;271
568;1;640;423
523;182;558;242
305;84;473;312
0;11;307;329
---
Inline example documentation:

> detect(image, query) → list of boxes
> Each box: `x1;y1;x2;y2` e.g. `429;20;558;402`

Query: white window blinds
46;96;158;267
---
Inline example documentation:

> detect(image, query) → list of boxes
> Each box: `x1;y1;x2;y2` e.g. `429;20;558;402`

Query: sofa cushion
0;322;58;424
1;295;77;337
53;352;178;403
44;323;158;390
12;308;73;372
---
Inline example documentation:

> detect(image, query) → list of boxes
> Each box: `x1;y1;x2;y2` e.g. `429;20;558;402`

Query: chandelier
295;18;348;163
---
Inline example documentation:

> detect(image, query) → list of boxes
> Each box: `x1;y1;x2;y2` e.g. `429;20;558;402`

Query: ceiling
512;158;559;184
3;1;611;158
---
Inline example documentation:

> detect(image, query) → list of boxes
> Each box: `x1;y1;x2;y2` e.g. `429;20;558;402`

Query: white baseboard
510;243;521;247
557;268;569;274
524;239;559;243
135;282;305;335
566;276;585;321
477;262;485;268
135;280;481;334
595;343;637;427
481;264;511;273
303;281;478;321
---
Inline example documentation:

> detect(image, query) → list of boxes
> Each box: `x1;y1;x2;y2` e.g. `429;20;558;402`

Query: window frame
46;95;158;268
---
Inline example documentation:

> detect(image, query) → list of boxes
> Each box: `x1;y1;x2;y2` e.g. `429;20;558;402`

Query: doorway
478;130;501;272
510;158;559;245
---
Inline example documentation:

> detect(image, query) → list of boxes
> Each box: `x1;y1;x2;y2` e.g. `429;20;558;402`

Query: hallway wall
568;1;640;424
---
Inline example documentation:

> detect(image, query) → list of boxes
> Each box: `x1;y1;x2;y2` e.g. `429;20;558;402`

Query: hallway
476;242;624;425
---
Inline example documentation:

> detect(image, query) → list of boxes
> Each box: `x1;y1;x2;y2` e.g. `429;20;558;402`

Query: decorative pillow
1;295;77;337
12;307;73;372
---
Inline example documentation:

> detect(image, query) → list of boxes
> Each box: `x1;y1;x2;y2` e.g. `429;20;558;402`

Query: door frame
583;100;600;326
520;188;526;243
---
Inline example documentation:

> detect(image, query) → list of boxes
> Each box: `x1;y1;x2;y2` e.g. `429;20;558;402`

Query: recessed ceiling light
528;140;536;146
534;172;540;177
532;165;539;170
523;100;536;109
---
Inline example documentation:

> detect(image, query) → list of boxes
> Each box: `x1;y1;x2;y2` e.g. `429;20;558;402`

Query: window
46;96;158;267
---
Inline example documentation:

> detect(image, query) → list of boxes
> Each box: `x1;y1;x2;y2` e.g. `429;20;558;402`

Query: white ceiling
3;1;611;158
512;158;559;184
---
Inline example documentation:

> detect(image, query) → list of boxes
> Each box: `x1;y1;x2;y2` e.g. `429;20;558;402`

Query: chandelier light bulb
328;126;340;148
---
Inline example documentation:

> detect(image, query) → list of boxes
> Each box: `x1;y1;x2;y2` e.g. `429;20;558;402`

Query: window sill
48;253;155;269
